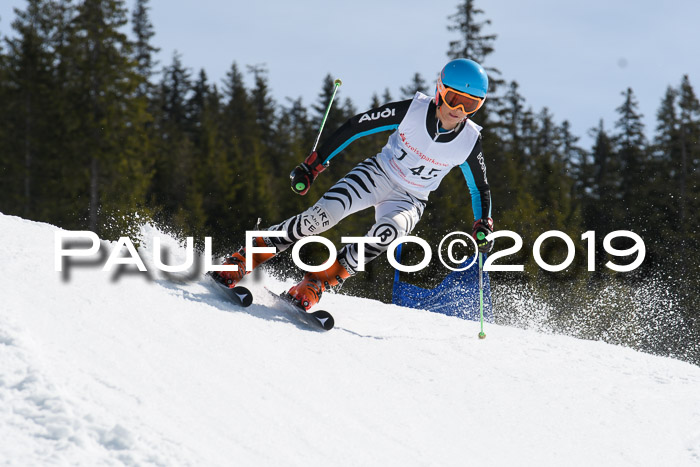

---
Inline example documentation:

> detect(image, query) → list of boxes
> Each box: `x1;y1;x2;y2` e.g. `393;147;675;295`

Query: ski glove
290;151;327;195
472;217;494;253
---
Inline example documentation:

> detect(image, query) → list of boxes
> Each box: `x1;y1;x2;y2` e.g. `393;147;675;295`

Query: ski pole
292;79;342;195
477;236;486;339
312;78;342;154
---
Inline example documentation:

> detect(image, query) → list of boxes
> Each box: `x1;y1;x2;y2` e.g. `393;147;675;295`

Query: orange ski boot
287;259;351;310
212;237;276;288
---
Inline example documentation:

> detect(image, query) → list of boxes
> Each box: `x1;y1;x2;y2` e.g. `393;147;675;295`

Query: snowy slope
1;212;700;467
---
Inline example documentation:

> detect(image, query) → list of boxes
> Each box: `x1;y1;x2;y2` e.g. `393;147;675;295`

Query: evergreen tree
0;24;7;206
651;78;700;347
528;109;581;272
2;0;57;218
585;120;623;239
400;72;428;98
247;64;278;219
312;74;347;133
247;64;276;139
644;86;684;282
128;0;159;228
1;0;84;227
190;68;209;137
342;97;357;118
222;61;255;154
486;81;535;245
186;69;221;235
654;86;680;164
674;77;700;310
158;52;192;131
219;61;273;236
613;88;648;234
447;0;496;64
560;120;586;221
676;76;700;229
446;0;503;96
651;86;681;232
285;96;315;150
274;96;316;217
131;0;158;98
560;120;584;175
498;81;526;160
381;87;393;103
151;51;193;223
530;107;561;220
65;0;152;236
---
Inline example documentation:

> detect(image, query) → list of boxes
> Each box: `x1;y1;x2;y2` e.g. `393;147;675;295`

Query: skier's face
437;102;466;130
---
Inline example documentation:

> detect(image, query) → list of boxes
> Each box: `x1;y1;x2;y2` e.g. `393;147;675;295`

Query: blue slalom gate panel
391;244;493;322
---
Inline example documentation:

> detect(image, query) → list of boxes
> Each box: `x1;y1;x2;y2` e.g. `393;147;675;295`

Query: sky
1;0;699;148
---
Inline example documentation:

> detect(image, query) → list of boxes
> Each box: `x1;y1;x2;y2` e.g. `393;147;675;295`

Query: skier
212;58;494;311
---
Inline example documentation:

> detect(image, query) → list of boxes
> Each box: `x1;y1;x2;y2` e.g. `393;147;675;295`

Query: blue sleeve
459;136;491;221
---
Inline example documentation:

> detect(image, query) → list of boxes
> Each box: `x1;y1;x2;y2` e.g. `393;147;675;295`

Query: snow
1;212;700;466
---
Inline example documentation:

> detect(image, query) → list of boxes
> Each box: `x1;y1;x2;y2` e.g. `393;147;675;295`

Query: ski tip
231;286;253;307
272;290;335;331
312;310;334;331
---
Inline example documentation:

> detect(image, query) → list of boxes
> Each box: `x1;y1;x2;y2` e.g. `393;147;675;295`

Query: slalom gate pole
312;78;342;154
478;251;486;340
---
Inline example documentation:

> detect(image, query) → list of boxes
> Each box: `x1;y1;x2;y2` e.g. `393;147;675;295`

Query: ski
204;273;333;329
264;287;335;331
205;272;254;307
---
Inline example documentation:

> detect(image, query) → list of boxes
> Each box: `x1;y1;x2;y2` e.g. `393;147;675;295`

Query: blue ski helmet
436;58;488;114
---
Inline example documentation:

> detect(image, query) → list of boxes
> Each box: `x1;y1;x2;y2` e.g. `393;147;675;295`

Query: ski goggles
436;80;485;115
